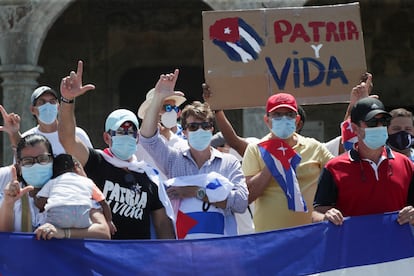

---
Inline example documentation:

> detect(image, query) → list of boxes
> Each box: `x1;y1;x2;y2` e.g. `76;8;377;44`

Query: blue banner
1;212;413;275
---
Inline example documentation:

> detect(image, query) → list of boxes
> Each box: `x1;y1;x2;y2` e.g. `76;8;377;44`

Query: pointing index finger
0;105;8;119
11;165;18;182
77;60;84;79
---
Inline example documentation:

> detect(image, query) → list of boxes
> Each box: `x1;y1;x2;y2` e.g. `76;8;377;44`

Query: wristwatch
196;187;206;200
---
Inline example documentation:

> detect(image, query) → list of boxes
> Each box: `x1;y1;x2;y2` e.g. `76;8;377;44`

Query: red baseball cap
266;93;297;113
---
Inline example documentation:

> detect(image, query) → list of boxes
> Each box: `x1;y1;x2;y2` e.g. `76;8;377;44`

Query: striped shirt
139;130;248;215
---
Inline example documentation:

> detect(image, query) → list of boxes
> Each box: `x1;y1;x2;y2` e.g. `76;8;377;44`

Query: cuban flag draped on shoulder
258;139;307;212
209;17;264;63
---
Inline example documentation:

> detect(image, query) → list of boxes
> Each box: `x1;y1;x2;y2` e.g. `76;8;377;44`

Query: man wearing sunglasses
140;69;248;239
138;88;187;137
313;97;414;226
136;88;188;180
58;61;175;240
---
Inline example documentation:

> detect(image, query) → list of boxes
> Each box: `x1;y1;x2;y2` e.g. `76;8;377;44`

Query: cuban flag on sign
341;119;358;151
209;17;264;63
258;139;307;212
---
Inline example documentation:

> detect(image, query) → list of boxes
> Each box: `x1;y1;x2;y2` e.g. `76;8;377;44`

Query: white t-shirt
22;126;93;156
324;136;342;157
37;172;96;210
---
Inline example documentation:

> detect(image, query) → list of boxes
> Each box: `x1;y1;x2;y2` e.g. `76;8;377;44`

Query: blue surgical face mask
37;103;58;125
188;129;212;151
111;135;137;160
363;126;388;149
21;163;53;188
271;117;296;139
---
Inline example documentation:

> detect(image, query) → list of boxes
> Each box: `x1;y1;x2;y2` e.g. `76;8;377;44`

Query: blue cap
105;109;139;132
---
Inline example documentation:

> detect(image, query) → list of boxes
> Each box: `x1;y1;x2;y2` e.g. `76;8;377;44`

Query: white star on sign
224;27;231;34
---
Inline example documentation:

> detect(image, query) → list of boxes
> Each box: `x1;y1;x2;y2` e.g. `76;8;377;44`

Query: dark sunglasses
185;122;213;131
163;104;180;113
109;129;138;138
364;117;391;128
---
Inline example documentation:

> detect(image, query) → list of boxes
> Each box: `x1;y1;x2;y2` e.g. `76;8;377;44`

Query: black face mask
387;131;414;150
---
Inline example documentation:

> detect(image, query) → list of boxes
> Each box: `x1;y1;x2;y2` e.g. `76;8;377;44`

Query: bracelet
61;96;75;104
64;228;71;238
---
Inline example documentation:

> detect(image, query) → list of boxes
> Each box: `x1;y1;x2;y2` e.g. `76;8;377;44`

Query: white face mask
161;110;178;129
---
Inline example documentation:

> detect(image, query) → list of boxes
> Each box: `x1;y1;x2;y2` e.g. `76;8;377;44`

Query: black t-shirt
85;149;164;239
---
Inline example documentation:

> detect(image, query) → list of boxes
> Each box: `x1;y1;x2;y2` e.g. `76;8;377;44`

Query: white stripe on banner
311;257;414;276
239;27;261;53
226;41;253;62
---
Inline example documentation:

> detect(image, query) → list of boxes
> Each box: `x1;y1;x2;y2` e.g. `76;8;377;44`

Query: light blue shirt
139;130;248;215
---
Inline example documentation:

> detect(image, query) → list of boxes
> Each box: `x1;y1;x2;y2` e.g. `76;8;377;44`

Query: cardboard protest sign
202;3;366;109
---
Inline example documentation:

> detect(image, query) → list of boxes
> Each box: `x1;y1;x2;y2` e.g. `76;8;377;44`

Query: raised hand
60;60;96;100
201;83;212;102
0;105;20;136
344;73;377;120
3;166;33;204
154;69;180;99
350;72;372;104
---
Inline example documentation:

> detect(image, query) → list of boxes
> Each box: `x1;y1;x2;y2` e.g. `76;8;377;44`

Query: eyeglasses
163;104;180;113
364;117;391;128
184;122;213;131
268;111;297;120
19;154;52;167
109;129;138;138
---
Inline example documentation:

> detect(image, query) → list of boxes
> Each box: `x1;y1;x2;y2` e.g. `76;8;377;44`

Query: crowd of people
0;60;413;241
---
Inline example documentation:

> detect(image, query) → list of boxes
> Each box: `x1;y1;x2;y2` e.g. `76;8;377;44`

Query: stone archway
0;0;75;163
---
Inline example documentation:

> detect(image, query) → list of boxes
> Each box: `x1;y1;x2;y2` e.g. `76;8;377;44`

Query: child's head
53;154;86;178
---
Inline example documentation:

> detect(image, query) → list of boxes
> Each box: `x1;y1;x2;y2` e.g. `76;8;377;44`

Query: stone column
0;64;43;164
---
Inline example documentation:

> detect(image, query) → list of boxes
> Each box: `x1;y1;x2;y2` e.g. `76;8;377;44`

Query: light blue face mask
21;163;53;188
188;129;212;151
363;126;388;149
37;103;58;125
271;117;296;139
111;135;137;160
